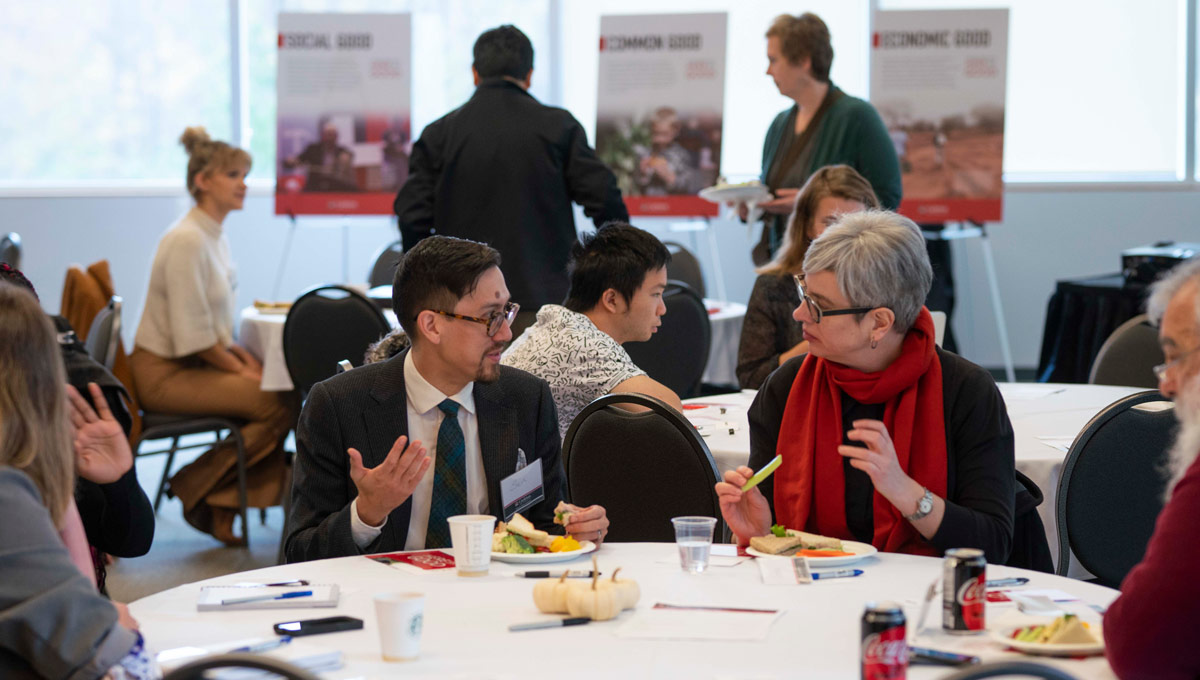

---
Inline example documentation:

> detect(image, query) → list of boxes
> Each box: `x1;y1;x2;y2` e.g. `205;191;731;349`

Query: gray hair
802;210;932;333
1147;255;1200;330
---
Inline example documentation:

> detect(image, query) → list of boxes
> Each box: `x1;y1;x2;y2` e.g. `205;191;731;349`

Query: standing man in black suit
393;25;628;336
285;237;609;562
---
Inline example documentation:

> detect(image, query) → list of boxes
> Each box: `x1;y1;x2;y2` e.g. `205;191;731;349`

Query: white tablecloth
239;306;397;392
683;383;1148;577
130;543;1118;679
701;298;745;388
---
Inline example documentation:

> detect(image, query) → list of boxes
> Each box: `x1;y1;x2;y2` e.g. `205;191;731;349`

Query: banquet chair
1087;313;1163;388
162;653;321;680
367;239;404;288
83;295;122;371
0;232;20;269
1056;390;1172;587
562;393;725;543
939;661;1078;680
663;241;706;298
1006;470;1053;573
623;281;711;398
283;284;391;399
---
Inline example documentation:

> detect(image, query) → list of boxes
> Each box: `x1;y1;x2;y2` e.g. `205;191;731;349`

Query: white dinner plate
698;184;771;204
252;306;290;315
991;624;1104;657
491;540;597;564
745;540;878;567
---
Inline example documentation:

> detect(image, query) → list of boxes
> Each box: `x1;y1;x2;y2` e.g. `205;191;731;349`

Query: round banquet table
683;383;1151;578
130;543;1118;679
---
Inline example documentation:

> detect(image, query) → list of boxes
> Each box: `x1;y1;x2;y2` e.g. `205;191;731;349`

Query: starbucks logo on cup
410;613;423;636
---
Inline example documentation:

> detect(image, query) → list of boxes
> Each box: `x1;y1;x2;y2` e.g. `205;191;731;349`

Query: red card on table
368;550;455;570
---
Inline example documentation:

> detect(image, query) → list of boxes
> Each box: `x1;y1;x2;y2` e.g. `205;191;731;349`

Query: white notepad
196;584;340;611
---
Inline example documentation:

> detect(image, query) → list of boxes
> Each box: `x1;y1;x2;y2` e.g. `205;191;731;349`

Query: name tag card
500;458;544;521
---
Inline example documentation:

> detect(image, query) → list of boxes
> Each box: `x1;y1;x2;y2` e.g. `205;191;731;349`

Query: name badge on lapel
500;454;544;521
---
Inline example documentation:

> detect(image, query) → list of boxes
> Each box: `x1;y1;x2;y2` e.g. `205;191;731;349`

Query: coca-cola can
942;548;986;634
861;601;907;680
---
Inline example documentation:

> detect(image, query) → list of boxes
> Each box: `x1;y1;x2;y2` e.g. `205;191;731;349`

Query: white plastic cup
447;514;496;577
672;516;718;573
374;592;425;661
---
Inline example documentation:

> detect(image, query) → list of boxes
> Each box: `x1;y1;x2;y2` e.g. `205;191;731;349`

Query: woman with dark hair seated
717;211;1014;560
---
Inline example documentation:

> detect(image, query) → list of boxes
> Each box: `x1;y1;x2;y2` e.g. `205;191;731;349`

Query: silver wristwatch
904;488;934;521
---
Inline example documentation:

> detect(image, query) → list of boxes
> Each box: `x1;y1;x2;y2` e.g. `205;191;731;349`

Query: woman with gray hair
717;211;1015;561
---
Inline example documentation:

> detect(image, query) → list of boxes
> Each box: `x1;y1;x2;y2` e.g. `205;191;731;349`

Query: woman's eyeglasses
792;274;875;324
428;301;520;337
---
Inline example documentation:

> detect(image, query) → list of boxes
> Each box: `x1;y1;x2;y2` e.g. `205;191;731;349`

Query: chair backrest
283;285;391;397
1056;390;1173;587
83;295;122;370
1088;313;1163;388
623;281;711;398
938;660;1079;680
367;240;404;288
562;393;724;542
163;652;321;680
0;232;21;269
663;241;706;298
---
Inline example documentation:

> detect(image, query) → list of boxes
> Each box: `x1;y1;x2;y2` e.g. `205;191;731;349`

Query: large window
245;0;553;179
880;0;1188;181
560;0;870;180
0;2;231;183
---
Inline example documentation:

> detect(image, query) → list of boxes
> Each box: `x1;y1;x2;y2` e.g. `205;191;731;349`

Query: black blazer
394;79;628;310
285;350;564;563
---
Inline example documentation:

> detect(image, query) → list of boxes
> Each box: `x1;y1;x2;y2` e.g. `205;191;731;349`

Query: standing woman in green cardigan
745;13;901;265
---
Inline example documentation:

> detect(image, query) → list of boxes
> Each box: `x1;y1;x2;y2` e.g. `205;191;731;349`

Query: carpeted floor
105;448;286;604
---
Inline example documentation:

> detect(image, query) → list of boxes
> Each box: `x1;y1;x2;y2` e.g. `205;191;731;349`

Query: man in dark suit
285;236;609;562
394;25;628;335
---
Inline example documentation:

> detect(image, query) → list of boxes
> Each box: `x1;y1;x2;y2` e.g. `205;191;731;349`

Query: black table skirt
1037;273;1148;383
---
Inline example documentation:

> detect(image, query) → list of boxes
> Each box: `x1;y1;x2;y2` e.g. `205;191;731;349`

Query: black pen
514;570;600;579
986;577;1029;588
509;617;590;632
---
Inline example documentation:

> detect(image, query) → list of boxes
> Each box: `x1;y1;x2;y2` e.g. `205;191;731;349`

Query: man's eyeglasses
792;274;875;323
1152;344;1200;381
428;301;520;337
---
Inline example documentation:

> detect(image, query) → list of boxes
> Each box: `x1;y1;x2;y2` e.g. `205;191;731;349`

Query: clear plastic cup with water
672;516;718;573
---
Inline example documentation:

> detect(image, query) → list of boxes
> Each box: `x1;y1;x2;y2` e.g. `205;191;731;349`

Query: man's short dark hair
473;25;534;80
563;222;671;313
393;236;502;342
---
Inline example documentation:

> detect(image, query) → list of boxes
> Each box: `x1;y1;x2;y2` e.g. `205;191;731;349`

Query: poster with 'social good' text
870;9;1008;222
596;13;727;217
276;13;411;216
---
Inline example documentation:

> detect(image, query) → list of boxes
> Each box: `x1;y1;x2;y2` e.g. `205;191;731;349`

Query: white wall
6;184;1197;371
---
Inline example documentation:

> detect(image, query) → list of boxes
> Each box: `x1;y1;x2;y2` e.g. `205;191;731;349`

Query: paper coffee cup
374;592;425;661
447;514;496;576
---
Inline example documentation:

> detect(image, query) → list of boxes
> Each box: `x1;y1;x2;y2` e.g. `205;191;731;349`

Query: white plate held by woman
745;540;878;567
491;541;597;564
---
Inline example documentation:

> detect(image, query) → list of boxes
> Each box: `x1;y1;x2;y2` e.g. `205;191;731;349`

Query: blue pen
232;636;292;653
221;590;313;606
812;569;864;580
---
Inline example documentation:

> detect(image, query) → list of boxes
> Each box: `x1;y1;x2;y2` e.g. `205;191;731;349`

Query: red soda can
942;548;986;633
861;601;907;680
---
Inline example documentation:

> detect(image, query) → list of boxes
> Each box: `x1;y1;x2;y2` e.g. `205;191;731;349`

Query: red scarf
773;307;946;555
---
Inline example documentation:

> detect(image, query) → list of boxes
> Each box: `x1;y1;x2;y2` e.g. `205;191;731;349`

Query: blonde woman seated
130;127;296;546
0;284;155;679
717;212;1015;561
736;165;878;389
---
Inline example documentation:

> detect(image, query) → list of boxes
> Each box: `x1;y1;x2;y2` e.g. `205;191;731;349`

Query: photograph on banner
275;12;411;216
595;13;726;217
870;9;1008;223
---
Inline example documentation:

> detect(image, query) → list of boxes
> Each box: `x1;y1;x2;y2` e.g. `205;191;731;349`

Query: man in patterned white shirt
503;222;684;438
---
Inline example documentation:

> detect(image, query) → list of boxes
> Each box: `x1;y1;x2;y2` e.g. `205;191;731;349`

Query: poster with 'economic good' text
276;13;410;215
595;13;726;217
870;9;1008;222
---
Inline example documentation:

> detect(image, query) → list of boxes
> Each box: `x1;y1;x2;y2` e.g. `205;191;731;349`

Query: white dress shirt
351;351;489;550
